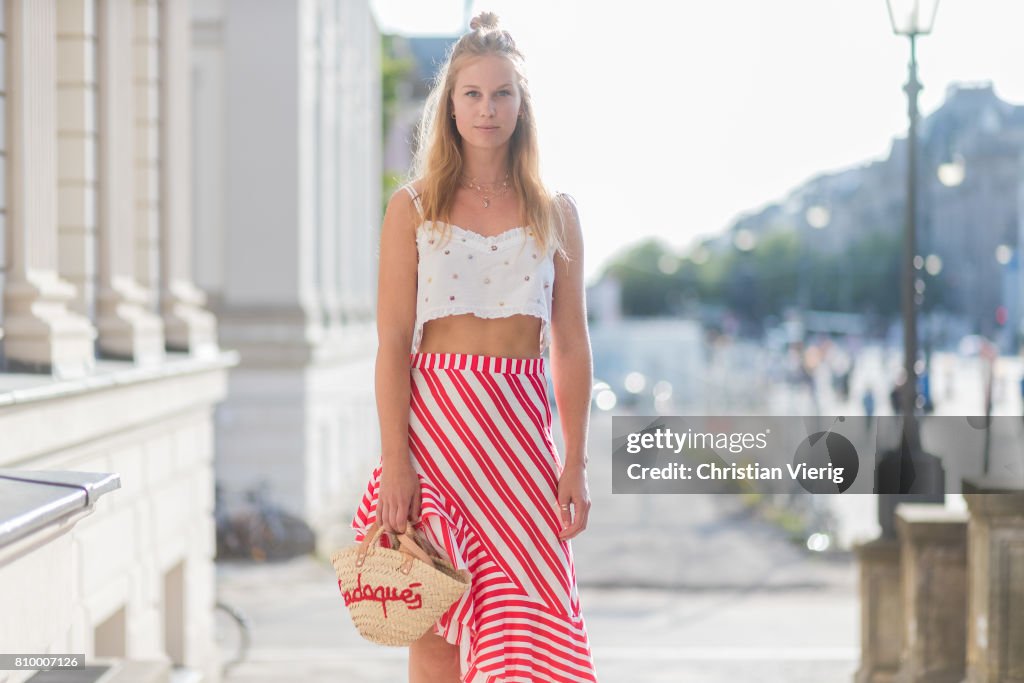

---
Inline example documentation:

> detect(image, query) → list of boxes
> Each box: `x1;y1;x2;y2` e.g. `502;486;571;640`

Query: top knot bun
469;11;500;31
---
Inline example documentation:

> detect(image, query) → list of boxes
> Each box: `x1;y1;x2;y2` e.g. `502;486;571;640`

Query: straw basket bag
331;519;471;646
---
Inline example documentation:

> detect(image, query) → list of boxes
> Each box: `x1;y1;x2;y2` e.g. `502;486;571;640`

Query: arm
373;188;425;534
375;188;420;469
549;193;592;469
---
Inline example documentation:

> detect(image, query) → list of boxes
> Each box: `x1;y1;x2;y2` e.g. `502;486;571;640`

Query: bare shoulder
390;179;424;204
553;191;580;217
386;179;421;211
384;180;423;237
552;191;583;259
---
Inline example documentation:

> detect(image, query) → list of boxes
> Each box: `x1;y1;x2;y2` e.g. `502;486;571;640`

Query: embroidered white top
403;184;556;356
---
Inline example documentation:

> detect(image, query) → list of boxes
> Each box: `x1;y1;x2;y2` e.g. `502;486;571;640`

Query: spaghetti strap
401;183;424;217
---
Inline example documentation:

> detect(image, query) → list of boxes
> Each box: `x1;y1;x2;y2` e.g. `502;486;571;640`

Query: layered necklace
461;172;510;208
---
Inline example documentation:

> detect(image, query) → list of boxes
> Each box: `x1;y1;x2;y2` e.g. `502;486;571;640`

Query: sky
370;0;1024;283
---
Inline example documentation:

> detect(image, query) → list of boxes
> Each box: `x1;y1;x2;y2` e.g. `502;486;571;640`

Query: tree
380;35;414;216
604;239;680;316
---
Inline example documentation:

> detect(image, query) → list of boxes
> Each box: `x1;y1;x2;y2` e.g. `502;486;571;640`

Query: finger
411;488;422;524
578;499;593;527
559;500;588;539
576;504;591;533
384;504;399;534
559;518;583;540
401;497;414;533
392;507;407;534
557;500;573;530
558;505;577;536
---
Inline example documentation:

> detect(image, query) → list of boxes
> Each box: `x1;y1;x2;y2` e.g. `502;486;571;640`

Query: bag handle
357;520;438;575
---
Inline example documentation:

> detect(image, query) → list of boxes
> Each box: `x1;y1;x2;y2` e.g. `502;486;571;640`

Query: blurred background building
0;0;381;681
650;83;1024;353
0;0;231;680
189;0;381;559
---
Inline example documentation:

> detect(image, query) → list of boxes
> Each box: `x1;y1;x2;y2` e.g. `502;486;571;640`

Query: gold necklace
462;173;510;208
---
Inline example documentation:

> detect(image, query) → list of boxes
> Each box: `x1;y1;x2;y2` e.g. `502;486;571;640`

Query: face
450;55;523;150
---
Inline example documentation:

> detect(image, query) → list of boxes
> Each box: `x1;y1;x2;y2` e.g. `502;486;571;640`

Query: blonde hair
408;11;569;260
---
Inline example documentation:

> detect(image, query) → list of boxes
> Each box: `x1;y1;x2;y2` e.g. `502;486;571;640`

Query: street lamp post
876;0;945;536
887;0;940;452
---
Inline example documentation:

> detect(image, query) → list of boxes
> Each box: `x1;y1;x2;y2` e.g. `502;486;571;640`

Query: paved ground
216;442;860;683
214;362;869;682
571;411;859;591
210;341;1024;681
215;551;858;683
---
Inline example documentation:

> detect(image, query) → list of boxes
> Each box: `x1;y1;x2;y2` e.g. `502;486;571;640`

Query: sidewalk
215;552;858;683
216;408;860;682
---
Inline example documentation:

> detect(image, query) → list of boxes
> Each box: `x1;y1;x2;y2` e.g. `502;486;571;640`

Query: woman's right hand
377;458;421;535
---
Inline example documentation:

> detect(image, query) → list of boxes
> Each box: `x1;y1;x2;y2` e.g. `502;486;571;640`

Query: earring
451;112;456;119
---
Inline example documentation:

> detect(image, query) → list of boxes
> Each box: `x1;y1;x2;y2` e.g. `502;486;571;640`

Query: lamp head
885;0;940;36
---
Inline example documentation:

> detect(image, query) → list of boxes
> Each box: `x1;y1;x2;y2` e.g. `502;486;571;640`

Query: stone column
336;0;380;329
2;0;96;377
855;537;904;683
893;503;968;683
55;0;99;322
94;0;164;363
962;478;1024;683
360;1;382;322
355;0;380;323
220;0;323;366
331;0;381;338
158;0;217;355
310;0;342;333
133;0;159;307
335;0;354;326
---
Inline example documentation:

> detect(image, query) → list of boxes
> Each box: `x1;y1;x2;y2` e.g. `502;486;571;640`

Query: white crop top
403;184;556;356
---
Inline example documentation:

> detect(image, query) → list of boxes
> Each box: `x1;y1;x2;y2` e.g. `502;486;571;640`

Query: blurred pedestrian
890;380;902;415
862;388;875;431
917;369;933;415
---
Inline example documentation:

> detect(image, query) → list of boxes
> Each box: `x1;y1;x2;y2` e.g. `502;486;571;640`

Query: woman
351;12;598;682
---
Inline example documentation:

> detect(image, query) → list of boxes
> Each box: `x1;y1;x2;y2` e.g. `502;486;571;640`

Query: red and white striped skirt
350;351;599;682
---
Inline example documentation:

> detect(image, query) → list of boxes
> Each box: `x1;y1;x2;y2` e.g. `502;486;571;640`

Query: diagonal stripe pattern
351;352;599;682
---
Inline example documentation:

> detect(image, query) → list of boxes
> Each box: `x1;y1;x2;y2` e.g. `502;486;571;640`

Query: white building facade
190;0;382;555
0;0;382;678
0;0;229;680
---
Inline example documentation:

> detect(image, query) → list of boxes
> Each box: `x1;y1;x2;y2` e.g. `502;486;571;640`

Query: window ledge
0;349;240;408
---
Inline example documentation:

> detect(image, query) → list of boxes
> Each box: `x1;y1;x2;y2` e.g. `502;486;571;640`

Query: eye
465;90;479;97
499;90;512;96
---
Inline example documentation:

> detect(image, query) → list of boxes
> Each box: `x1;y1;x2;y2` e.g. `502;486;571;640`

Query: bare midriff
418;313;543;359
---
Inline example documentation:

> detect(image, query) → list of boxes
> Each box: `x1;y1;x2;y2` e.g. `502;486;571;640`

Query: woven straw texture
332;523;471;646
